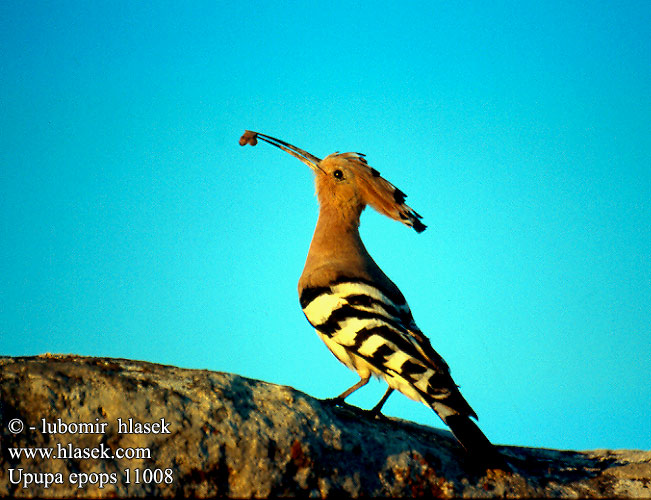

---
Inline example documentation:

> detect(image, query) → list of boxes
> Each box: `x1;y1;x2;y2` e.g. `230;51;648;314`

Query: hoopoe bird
240;130;506;468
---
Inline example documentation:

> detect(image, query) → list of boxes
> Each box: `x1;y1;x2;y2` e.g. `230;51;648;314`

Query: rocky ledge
1;355;649;497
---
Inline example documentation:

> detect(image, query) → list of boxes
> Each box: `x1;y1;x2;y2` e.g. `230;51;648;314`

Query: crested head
240;131;426;233
315;152;426;232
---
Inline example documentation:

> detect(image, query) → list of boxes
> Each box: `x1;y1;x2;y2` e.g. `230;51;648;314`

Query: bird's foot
364;406;389;422
321;397;388;421
321;397;355;410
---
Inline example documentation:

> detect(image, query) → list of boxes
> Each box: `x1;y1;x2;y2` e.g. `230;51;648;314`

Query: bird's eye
333;169;344;180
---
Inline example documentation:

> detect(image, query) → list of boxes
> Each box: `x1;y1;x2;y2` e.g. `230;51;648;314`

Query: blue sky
1;1;649;451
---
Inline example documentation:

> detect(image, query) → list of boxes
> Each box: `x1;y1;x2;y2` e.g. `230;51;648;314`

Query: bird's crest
330;152;426;233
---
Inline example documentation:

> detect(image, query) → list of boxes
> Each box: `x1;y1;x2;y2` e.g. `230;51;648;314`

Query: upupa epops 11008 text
240;130;507;469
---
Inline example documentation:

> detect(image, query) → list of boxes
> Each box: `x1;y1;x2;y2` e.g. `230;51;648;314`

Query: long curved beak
240;130;321;172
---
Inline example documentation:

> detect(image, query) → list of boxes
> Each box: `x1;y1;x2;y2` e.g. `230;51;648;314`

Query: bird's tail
443;413;509;471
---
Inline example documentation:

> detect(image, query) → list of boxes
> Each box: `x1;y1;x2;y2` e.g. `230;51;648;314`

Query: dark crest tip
413;219;427;233
393;188;406;204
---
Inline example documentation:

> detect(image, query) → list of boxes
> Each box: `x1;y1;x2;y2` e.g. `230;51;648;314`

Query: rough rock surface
0;355;649;498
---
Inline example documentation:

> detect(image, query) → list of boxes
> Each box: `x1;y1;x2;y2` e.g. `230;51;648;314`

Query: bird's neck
300;203;373;288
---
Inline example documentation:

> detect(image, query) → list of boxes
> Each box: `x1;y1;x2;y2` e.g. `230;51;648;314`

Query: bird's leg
323;376;370;408
337;376;371;400
367;387;394;418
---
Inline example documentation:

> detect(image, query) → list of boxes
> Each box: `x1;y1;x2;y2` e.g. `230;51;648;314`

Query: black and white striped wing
299;278;475;418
